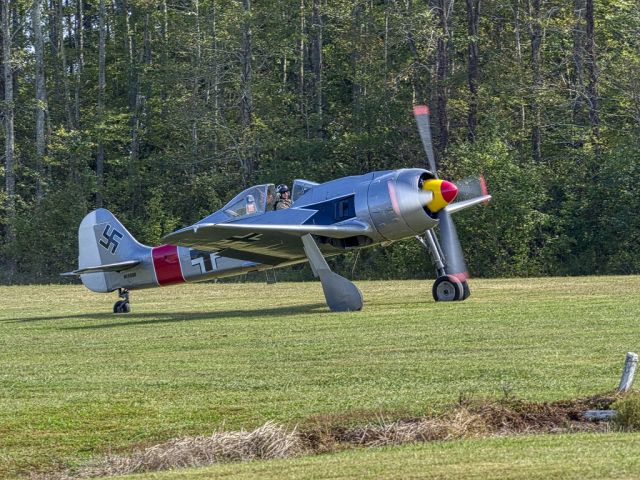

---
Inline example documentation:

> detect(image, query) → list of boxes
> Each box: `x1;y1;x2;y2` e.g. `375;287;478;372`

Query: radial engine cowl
366;169;441;241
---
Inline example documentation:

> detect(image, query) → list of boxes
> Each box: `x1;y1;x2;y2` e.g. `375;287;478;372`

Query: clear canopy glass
222;184;276;218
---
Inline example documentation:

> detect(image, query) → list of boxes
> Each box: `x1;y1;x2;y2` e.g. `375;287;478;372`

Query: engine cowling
365;169;442;241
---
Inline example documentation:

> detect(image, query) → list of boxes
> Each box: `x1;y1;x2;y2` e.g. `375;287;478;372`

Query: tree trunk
466;0;480;142
2;0;16;275
74;0;84;127
211;2;220;131
434;0;453;157
160;0;168;117
47;0;62;123
528;0;542;162
299;0;307;133
405;0;426;104
513;0;526;134
33;0;48;205
192;0;201;175
585;0;599;145
240;0;253;185
571;0;585;119
311;0;323;136
96;0;106;207
129;8;140;185
351;3;362;121
57;0;73;128
282;7;287;88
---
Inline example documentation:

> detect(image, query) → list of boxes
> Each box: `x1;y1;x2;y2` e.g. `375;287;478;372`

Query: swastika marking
99;225;124;254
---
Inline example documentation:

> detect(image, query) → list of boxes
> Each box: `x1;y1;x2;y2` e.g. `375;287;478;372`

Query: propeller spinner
421;178;458;213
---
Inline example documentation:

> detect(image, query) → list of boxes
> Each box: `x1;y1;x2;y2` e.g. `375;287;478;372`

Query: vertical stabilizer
78;209;149;292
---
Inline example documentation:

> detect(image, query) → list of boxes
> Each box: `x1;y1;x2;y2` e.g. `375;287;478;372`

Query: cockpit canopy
222;184;276;218
215;179;320;220
291;179;319;202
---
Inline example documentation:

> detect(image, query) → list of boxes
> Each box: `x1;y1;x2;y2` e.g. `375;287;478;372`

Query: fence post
618;352;639;393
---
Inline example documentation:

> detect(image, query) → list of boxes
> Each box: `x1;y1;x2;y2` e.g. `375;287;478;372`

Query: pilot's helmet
277;184;289;194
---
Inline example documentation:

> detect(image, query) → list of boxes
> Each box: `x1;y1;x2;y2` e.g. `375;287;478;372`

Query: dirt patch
302;394;615;452
36;394;618;479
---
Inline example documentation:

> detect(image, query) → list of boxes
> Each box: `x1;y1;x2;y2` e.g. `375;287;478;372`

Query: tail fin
77;209;149;292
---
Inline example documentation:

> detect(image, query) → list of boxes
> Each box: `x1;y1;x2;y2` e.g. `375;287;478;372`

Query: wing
61;260;141;276
162;221;371;265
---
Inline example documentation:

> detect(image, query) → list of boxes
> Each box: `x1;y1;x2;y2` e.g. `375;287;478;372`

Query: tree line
1;0;639;282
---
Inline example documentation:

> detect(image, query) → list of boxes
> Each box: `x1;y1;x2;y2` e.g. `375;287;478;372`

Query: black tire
113;300;131;313
460;281;471;300
432;275;463;302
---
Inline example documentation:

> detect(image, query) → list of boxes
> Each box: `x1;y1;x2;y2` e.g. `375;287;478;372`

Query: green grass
112;432;640;480
1;276;640;478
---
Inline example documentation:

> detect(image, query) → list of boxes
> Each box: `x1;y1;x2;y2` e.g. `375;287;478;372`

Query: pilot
274;184;292;210
246;194;257;214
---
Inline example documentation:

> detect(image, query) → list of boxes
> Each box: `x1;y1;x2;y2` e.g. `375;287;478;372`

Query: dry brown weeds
76;421;301;478
35;395;616;479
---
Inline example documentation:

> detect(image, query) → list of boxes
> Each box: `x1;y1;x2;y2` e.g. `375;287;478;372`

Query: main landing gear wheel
432;275;464;302
460;280;470;300
113;288;131;314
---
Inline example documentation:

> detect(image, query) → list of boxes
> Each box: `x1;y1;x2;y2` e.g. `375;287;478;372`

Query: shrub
612;393;640;431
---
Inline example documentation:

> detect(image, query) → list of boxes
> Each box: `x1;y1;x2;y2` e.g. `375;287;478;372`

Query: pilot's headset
276;184;289;197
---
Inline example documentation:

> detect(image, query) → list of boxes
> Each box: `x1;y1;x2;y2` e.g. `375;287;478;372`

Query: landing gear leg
301;234;363;312
113;288;131;314
417;231;469;302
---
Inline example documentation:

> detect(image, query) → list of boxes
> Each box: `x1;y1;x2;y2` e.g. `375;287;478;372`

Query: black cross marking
99;225;124;254
229;233;263;243
190;249;218;273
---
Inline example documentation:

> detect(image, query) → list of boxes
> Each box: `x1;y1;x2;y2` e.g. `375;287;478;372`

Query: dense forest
1;0;639;283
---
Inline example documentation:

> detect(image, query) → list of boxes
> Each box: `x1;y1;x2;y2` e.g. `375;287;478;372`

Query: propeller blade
437;209;468;280
454;174;489;203
413;105;438;177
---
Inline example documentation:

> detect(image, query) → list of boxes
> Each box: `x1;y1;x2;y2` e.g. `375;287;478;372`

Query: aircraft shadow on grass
6;303;328;329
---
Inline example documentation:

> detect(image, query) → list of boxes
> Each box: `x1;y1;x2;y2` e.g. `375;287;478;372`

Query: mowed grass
1;276;639;477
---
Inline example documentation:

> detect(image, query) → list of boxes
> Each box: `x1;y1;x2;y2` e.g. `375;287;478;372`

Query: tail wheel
113;300;131;314
432;275;463;302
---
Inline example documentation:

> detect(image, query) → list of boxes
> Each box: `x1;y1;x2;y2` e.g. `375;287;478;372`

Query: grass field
1;276;640;478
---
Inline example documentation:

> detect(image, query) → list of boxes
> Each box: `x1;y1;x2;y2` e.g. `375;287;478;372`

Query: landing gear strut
417;231;470;302
113;288;131;314
301;234;363;312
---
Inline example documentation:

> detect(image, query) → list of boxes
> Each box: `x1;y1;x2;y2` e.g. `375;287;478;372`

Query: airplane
63;105;491;313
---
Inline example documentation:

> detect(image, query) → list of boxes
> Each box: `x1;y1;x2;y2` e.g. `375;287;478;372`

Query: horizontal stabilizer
61;259;141;276
445;195;491;214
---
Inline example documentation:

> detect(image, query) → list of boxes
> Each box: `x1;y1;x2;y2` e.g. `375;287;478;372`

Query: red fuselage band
152;244;185;286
